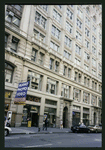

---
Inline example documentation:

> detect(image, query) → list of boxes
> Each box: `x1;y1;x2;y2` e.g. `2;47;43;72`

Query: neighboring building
5;5;102;127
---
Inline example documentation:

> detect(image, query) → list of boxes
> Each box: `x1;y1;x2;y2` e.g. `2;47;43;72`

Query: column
69;102;73;127
57;81;62;96
39;96;45;128
80;106;83;123
71;67;74;80
41;74;47;93
59;60;63;76
81;73;84;85
59;100;63;127
15;105;23;127
81;90;83;103
7;34;12;50
22;65;28;81
89;108;91;125
56;100;60;127
44;52;50;69
70;86;73;100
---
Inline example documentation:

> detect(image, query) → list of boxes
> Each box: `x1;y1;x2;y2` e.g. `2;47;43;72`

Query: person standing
60;120;63;129
45;118;48;131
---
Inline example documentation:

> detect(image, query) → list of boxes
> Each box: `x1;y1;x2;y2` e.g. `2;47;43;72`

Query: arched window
5;62;14;83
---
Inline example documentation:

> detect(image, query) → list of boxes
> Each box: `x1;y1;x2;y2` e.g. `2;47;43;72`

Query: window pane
13;16;20;26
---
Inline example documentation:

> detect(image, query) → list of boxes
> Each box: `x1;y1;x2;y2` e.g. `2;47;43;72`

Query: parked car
88;124;102;133
5;126;12;136
71;124;90;133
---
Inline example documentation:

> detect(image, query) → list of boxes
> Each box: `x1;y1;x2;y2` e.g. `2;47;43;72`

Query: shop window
5;91;12;98
45;99;57;106
46;78;58;95
5;62;14;83
11;36;19;52
27;70;42;91
26;95;41;102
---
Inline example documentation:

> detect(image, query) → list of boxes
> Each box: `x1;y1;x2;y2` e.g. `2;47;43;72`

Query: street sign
14;81;29;105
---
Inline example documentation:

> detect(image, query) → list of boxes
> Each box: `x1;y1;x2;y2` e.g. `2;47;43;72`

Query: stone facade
5;5;102;128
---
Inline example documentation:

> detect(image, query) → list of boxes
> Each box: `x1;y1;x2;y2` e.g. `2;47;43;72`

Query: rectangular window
39;52;44;65
45;99;57;105
11;36;19;52
85;39;90;49
46;78;57;95
27;70;42;91
85;16;90;27
92;46;96;55
5;34;8;48
77;18;82;29
5;10;20;27
91;95;97;106
31;48;38;62
40;5;48;12
74;72;78;81
73;88;80;102
92;58;96;67
51;25;60;39
92;35;96;44
85;28;90;37
35;11;47;29
76;31;82;42
92;69;96;75
50;41;59;52
83;92;89;104
64;50;71;60
98;63;102;71
61;84;69;98
75;44;81;55
53;9;62;24
66;21;72;34
77;7;83;19
66;8;73;20
65;36;72;48
84;77;87;85
49;58;54;70
84;64;89;71
75;58;81;66
68;68;71;78
63;65;67;76
55;61;59;72
84;52;90;62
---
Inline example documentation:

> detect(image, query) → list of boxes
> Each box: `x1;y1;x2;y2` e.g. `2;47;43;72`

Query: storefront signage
14;81;29;105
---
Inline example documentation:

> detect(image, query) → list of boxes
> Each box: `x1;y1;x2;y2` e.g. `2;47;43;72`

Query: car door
96;125;100;132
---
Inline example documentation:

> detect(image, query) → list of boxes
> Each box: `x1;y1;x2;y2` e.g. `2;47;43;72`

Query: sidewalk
10;127;72;135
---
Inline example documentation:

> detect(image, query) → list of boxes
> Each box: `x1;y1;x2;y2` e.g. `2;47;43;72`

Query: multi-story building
5;5;102;128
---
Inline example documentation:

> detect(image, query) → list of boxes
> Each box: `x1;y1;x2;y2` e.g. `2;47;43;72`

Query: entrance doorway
63;107;68;128
31;113;38;127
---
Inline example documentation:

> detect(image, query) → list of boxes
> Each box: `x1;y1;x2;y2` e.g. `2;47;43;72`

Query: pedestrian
5;117;11;127
60;120;63;129
43;118;45;130
45;118;48;131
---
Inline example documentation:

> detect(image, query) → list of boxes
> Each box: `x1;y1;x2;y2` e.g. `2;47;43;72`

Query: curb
10;131;72;135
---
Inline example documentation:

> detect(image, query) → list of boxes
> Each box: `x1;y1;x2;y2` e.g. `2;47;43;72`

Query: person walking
45;118;48;131
43;118;45;130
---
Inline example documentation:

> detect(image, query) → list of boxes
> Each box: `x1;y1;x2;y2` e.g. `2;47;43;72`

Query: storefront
72;105;80;125
83;107;89;126
21;95;41;127
44;107;56;128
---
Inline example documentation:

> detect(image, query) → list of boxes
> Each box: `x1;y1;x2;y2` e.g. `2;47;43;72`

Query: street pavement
10;127;71;135
5;132;102;147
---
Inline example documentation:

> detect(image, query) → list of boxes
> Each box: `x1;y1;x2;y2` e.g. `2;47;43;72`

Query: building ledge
60;97;73;102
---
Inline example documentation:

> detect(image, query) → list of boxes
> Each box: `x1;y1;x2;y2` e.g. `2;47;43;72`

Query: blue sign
14;81;29;105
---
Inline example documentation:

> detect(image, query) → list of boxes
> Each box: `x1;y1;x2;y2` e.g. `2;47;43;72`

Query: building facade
5;5;102;128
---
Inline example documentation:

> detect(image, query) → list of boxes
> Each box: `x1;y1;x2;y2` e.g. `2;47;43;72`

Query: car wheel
5;129;9;136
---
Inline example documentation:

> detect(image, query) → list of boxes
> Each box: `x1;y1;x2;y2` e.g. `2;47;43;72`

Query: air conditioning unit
9;11;14;17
